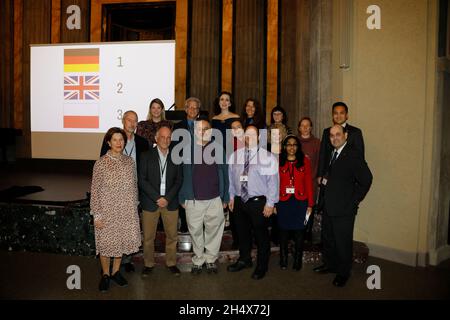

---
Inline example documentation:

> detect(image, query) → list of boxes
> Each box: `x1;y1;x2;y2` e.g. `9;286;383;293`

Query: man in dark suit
172;97;201;233
314;124;372;287
99;110;150;273
139;126;183;276
317;102;365;182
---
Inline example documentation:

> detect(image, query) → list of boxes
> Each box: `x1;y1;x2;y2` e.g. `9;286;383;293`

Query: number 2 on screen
117;83;123;94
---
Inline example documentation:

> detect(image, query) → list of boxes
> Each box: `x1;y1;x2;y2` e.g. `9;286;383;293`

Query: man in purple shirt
178;116;229;275
227;125;279;280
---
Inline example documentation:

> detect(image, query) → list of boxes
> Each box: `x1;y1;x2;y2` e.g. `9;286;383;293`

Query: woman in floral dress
91;127;142;292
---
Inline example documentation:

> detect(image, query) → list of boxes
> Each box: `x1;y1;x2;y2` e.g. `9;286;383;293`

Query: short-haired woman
90;127;142;292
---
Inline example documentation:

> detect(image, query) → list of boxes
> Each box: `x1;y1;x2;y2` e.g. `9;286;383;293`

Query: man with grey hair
101;110;150;170
100;109;150;272
178;116;229;275
173;97;202;233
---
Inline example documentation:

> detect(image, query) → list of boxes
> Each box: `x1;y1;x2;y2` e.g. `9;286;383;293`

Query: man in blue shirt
227;125;279;280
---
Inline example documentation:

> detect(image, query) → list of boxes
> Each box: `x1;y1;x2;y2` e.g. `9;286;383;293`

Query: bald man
139;126;183;276
314;125;372;287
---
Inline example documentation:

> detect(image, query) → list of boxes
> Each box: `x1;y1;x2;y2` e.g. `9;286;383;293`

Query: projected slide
31;41;175;133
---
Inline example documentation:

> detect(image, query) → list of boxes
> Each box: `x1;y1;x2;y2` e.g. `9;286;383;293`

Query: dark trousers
321;211;355;277
234;196;271;271
178;205;189;232
228;208;239;248
279;229;304;257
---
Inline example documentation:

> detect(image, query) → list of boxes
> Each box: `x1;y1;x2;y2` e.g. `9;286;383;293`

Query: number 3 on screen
117;109;123;120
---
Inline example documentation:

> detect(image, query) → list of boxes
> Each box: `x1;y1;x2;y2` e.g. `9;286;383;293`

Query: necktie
241;149;250;203
328;150;338;174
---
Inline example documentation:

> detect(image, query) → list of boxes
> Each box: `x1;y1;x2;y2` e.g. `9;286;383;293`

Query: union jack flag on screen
64;75;100;101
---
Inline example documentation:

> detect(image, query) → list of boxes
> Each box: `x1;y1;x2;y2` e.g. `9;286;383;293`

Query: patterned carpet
134;229;369;266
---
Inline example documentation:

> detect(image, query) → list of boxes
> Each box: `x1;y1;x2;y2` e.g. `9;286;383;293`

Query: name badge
240;175;249;182
286;187;295;194
321;178;328;186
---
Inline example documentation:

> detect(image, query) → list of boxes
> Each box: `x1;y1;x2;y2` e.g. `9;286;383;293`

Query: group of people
90;92;373;293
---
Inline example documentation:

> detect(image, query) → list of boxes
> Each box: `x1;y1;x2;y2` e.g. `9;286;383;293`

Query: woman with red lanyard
276;135;314;271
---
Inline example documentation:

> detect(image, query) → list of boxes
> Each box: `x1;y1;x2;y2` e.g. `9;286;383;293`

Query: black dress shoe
313;264;331;274
332;275;349;287
111;271;128;287
124;262;135;273
98;274;110;292
251;268;266;280
227;260;253;272
167;265;181;276
141;266;153;277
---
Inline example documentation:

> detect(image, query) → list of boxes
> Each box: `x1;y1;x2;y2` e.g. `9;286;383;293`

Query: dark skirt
276;197;308;230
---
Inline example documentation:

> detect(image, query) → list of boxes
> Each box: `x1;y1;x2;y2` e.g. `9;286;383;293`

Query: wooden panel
221;0;233;92
60;0;90;43
310;0;332;137
90;0;187;109
188;0;221;115
13;0;23;131
90;0;168;42
0;0;14;128
21;0;52;157
51;0;61;43
233;0;266;115
266;0;278;123
175;0;188;109
279;0;310;130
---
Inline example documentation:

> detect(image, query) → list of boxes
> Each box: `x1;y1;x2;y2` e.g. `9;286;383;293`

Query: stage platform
0;159;93;205
0;159;369;266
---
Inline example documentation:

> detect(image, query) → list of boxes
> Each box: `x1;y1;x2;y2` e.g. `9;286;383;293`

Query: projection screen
31;41;175;160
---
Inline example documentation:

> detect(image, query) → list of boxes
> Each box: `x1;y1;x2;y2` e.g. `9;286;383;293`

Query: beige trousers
142;208;178;267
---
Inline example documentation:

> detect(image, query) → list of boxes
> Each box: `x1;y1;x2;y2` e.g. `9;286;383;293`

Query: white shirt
124;135;137;164
333;141;348;161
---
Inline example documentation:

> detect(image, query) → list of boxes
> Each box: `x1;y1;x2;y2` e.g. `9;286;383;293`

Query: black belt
238;196;266;202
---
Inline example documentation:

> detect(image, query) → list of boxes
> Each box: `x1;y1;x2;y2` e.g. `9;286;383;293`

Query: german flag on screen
64;48;99;72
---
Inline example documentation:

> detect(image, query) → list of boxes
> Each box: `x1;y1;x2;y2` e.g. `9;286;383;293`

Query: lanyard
124;142;135;157
158;154;168;178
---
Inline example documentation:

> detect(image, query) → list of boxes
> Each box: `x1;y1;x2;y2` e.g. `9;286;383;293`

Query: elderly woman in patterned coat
91;127;142;293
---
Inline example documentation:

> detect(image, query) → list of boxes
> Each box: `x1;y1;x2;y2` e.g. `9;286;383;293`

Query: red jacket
279;157;314;207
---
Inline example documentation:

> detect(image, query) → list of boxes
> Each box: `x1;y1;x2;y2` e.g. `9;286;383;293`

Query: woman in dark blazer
276;135;314;271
